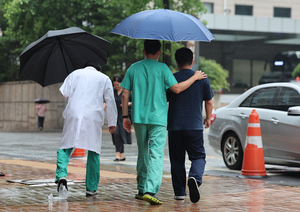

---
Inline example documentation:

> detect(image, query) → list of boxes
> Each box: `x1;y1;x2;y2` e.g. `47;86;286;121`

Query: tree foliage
0;0;21;82
199;57;230;91
1;0;206;82
292;63;300;79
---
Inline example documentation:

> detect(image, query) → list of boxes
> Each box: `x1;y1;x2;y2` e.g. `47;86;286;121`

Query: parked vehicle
259;51;300;84
208;82;300;170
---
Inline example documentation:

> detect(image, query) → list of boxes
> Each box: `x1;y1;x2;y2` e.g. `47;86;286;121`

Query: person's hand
203;117;211;129
123;118;131;133
109;126;116;135
194;70;207;80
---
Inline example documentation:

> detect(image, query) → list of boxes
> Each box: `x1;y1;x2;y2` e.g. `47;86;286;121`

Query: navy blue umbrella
110;9;215;42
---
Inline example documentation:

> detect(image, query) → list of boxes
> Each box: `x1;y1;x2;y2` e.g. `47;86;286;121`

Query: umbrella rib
43;39;60;86
61;33;107;66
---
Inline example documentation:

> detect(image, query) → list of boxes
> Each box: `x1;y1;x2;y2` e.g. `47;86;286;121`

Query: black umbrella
34;98;50;104
19;27;110;87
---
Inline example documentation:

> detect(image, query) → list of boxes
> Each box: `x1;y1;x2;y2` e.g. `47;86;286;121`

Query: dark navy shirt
167;69;214;131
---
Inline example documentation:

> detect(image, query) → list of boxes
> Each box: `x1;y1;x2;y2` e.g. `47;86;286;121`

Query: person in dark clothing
167;47;214;203
112;74;132;161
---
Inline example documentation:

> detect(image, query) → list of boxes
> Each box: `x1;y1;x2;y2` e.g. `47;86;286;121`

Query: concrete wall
0;81;66;132
0;80;220;132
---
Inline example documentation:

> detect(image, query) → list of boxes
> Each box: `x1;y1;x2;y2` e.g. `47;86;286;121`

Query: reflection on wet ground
2;130;300;211
1;162;300;211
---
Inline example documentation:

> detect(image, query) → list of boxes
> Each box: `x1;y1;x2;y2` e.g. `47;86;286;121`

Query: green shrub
199;57;230;91
292;63;300;78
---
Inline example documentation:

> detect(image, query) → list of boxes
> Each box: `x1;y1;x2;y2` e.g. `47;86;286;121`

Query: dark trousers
168;130;206;196
113;130;124;153
38;116;45;129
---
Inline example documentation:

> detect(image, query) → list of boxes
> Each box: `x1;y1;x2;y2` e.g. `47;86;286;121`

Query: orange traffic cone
240;109;267;178
71;148;86;157
296;76;300;82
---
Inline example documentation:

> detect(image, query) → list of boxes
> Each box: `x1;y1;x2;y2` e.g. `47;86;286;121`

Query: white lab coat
59;66;117;155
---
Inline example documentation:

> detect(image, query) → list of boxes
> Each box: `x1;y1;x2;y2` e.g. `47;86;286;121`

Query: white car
208;82;300;170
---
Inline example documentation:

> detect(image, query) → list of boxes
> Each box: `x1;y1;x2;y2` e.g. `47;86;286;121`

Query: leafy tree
199;57;230;91
2;0;207;81
0;0;21;82
292;63;300;79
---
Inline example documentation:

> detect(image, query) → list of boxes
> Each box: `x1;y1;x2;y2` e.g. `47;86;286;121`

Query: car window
240;93;254;107
240;87;277;109
275;87;300;111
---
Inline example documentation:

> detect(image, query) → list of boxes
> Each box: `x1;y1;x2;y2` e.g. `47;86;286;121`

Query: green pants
134;123;167;194
55;148;100;191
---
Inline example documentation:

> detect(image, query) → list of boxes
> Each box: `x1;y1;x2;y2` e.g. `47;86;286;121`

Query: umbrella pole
163;40;165;63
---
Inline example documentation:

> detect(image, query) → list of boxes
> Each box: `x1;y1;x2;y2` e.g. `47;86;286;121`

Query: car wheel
221;132;243;170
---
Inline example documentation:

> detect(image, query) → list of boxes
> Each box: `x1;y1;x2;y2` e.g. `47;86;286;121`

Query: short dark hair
84;60;102;71
112;74;123;83
175;48;193;67
144;39;161;55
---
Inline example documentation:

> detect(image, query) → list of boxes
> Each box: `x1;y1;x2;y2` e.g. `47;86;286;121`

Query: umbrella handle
163;40;165;63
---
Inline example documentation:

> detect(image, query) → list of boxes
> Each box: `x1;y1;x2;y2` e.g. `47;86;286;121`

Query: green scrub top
121;59;177;126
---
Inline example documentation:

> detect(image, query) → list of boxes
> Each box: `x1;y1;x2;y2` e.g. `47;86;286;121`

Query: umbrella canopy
34;98;50;104
110;9;215;42
19;27;110;87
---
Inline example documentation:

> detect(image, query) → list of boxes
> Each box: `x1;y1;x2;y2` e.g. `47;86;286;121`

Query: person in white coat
55;61;117;196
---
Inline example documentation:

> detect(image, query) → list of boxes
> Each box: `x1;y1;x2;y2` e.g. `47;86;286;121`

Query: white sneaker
174;196;185;200
86;190;98;196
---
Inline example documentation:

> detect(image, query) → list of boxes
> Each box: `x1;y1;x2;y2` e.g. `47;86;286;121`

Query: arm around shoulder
169;70;207;94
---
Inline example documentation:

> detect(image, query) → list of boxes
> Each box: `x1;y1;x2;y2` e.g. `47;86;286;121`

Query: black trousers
113;130;124;153
38;116;45;129
168;130;206;196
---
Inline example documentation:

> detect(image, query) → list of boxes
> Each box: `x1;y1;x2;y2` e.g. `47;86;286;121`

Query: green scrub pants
55;148;100;191
134;123;167;194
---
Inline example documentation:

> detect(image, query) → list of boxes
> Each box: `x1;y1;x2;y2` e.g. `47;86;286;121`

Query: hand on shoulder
194;70;207;80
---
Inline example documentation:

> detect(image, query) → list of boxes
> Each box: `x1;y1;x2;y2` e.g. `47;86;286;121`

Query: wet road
2;129;300;211
1;129;300;186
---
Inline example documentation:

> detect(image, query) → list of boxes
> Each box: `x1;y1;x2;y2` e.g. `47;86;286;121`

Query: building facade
199;0;300;93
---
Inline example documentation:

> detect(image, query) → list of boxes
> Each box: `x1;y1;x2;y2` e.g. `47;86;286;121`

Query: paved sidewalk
1;158;300;211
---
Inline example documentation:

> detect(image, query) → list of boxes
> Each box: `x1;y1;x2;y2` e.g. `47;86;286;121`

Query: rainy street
1;129;300;211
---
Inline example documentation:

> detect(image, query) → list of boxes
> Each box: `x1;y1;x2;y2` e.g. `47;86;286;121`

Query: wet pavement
1;130;300;211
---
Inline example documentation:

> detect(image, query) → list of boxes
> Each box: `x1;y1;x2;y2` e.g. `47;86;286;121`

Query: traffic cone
296;76;300;82
71;148;86;157
240;109;267;178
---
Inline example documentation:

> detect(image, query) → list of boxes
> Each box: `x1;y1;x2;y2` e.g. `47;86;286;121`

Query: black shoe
143;192;162;205
188;177;200;203
120;158;126;161
114;158;120;161
57;177;68;192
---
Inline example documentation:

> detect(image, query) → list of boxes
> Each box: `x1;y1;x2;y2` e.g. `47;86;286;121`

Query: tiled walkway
1;160;300;211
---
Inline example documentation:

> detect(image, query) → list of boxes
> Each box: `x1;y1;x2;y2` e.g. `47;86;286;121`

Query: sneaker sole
143;194;162;205
174;196;185;200
188;177;200;203
135;194;144;200
86;191;98;196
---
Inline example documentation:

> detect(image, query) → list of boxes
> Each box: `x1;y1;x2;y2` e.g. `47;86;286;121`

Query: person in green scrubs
121;40;206;205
